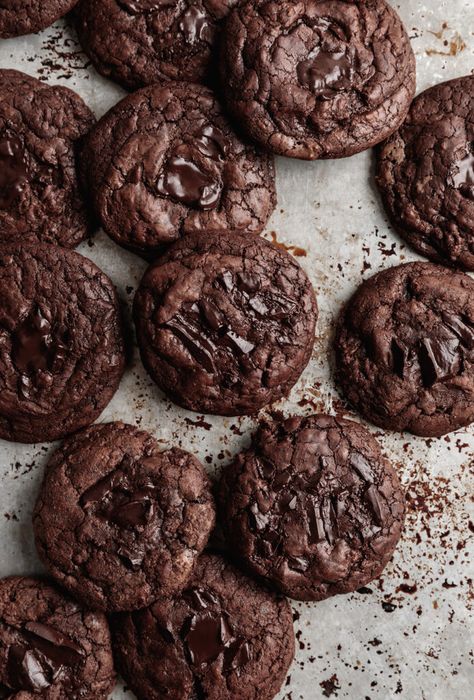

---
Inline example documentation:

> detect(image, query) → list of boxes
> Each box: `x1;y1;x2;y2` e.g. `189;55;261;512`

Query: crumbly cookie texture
34;422;216;612
81;81;276;256
0;576;115;698
0;69;95;248
377;76;474;270
133;230;317;415
0;243;124;443
75;0;239;89
335;262;474;437
220;0;416;159
113;554;295;700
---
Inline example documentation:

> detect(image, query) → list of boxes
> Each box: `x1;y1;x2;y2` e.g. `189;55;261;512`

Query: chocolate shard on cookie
81;81;276;257
377;76;474;270
0;0;80;38
112;553;294;700
75;0;240;90
0;576;115;698
0;243;124;443
33;422;216;612
219;0;416;159
335;262;474;437
133;230;317;415
219;414;405;601
0;69;95;248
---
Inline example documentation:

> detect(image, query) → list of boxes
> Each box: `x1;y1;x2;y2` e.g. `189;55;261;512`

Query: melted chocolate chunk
194;124;227;161
181;602;251;673
0;135;28;208
164;312;216;373
183;612;231;665
183;587;219;611
391;338;407;379
350;453;375;483
157;155;221;210
418;336;461;386
12;308;66;375
449;147;474;199
118;0;173;13
8;645;51;692
442;312;474;349
179;5;214;44
81;471;155;529
6;623;83;692
298;48;353;96
24;622;83;666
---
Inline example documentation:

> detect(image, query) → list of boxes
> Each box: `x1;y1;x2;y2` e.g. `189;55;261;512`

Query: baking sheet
0;1;473;698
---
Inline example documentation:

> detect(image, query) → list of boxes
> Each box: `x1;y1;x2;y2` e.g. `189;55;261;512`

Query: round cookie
376;76;474;270
82;81;276;257
75;0;239;90
0;69;95;248
34;422;216;612
133;230;317;415
219;414;405;601
113;553;294;700
219;0;416;159
0;0;79;38
335;262;474;437
0;243;124;443
0;576;115;698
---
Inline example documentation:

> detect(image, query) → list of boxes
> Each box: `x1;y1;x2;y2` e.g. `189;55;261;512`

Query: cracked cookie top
0;70;95;248
219;0;416;159
335;262;474;437
0;576;115;698
33;422;216;612
133;230;317;416
81;81;276;256
0;0;80;37
113;553;294;700
377;76;474;270
75;0;239;90
0;243;124;443
219;414;405;601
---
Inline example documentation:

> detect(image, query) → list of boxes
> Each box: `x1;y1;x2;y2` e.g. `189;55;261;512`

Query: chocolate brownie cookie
377;76;474;270
34;422;216;612
0;0;79;38
82;81;275;257
133;230;317;415
0;69;95;248
0;243;124;443
220;0;416;159
75;0;239;90
335;262;474;437
113;553;294;700
0;576;115;698
219;414;405;601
